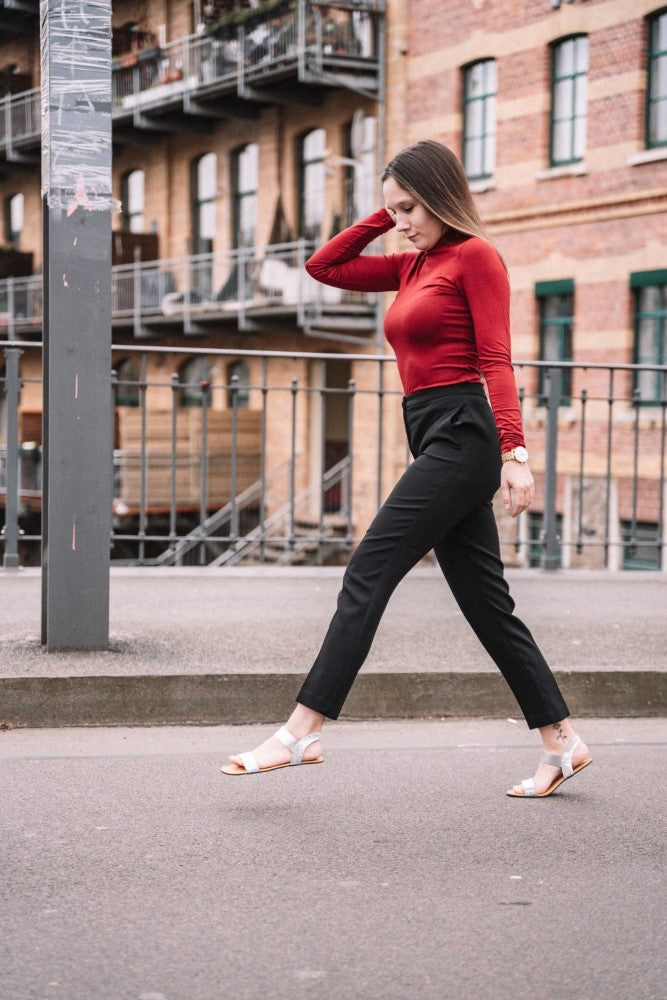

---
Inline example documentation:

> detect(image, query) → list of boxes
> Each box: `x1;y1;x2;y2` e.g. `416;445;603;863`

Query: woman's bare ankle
539;718;576;752
286;704;326;740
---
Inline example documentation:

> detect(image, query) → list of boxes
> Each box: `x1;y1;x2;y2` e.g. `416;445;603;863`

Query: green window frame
298;128;326;241
120;170;145;234
227;360;250;409
231;143;258;250
622;520;662;570
180;355;212;408
536;279;574;404
550;35;588;166
527;511;563;568
114;357;140;407
647;9;667;148
462;59;497;180
631;270;667;405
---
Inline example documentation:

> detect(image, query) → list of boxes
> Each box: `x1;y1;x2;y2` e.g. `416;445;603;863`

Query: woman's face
382;175;445;252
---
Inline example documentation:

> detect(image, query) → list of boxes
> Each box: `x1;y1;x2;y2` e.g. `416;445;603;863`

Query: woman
222;140;591;798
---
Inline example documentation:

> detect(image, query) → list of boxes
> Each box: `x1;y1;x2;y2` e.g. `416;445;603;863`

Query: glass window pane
639;286;662;312
653;13;667;53
199;201;216;241
655;53;667;96
574;35;588;73
648;97;667;144
574;74;588;116
466;98;484;139
9;192;23;236
238;143;258;193
303;127;325;161
464;137;483;177
637;316;658;360
552;119;572;161
483;132;496;176
554;39;574;78
485;59;497;92
573;113;586;159
466;62;485;97
198;153;217;199
127;170;144;214
553;77;574;121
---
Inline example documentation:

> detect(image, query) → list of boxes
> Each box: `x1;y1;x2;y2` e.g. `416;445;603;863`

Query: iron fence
1;342;666;571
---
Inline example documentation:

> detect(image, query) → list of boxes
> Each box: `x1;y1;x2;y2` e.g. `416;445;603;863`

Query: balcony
0;240;377;340
0;1;384;159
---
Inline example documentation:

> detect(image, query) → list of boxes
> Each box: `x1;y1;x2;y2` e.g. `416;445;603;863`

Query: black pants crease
296;383;569;729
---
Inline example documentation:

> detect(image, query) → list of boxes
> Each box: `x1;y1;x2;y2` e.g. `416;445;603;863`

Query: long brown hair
381;140;492;245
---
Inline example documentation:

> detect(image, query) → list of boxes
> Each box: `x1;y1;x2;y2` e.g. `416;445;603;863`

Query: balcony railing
0;1;384;158
0;241;376;338
1;343;666;571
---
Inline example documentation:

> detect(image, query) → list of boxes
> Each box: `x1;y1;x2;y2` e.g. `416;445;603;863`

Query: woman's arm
305;208;402;293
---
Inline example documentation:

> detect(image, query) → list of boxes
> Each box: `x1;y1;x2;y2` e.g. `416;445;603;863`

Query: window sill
535;162;588;181
627;147;667;166
469;178;496;194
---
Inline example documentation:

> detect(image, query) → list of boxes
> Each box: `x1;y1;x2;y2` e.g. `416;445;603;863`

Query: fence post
2;346;21;569
541;366;561;571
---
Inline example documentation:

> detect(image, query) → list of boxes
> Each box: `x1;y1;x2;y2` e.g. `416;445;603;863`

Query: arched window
227;360;249;408
298;128;325;240
646;10;667;148
231;144;258;249
344;114;376;226
120;169;145;233
462;60;497;180
180;355;212;407
4;192;24;247
191;153;217;254
114;357;141;407
550;35;588;165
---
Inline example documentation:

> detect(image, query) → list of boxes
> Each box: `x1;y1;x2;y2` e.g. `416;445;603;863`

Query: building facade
0;0;665;569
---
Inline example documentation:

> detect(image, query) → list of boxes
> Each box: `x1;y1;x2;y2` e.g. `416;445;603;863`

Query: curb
1;670;665;727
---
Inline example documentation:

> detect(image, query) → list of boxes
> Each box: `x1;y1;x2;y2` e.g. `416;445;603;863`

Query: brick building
0;0;665;568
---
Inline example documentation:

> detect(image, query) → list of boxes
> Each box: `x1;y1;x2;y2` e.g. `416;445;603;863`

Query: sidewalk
0;567;665;726
0;718;665;1000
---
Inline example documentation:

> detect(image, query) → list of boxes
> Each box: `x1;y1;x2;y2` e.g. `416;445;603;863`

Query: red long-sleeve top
305;208;525;451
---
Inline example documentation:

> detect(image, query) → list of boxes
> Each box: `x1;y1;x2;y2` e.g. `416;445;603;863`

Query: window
536;280;574;403
114;358;140;407
462;59;497;180
299;128;326;240
231;144;258;249
4;193;24;247
227;360;250;408
550;36;588;165
344;114;376;226
527;511;563;568
121;170;145;233
191;153;217;296
647;10;667;147
180;355;212;408
622;520;662;570
631;270;667;404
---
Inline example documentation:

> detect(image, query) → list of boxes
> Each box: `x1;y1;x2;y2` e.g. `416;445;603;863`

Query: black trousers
297;383;569;729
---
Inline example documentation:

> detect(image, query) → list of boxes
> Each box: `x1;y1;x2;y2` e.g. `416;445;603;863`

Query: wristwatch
501;446;529;464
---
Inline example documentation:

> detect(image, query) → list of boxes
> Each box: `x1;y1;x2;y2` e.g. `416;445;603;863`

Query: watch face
514;446;529;463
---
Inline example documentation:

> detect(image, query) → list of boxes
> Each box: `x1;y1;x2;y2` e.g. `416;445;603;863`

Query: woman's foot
508;720;591;797
226;704;325;773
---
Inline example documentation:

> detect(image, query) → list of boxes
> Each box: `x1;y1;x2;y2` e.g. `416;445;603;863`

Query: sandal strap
521;778;537;797
275;726;322;765
238;751;260;774
540;736;580;778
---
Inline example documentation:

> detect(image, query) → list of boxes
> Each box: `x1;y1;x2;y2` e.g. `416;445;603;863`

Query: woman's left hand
501;461;534;517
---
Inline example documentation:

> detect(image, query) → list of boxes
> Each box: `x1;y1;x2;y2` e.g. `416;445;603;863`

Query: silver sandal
221;725;324;775
506;736;592;798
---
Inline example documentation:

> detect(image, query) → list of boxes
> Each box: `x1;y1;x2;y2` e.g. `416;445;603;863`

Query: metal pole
2;346;21;569
40;1;113;649
541;366;561;571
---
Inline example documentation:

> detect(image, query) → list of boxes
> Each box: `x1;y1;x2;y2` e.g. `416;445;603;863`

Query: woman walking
222;140;591;797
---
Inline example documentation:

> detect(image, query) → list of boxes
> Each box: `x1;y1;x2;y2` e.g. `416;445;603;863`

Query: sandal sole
506;757;592;798
221;756;324;776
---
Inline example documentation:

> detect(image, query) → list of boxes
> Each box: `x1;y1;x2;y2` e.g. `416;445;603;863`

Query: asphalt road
1;718;665;1000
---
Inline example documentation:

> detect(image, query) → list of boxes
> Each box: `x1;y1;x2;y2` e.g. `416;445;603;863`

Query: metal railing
0;1;384;157
1;343;666;571
0;241;375;337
